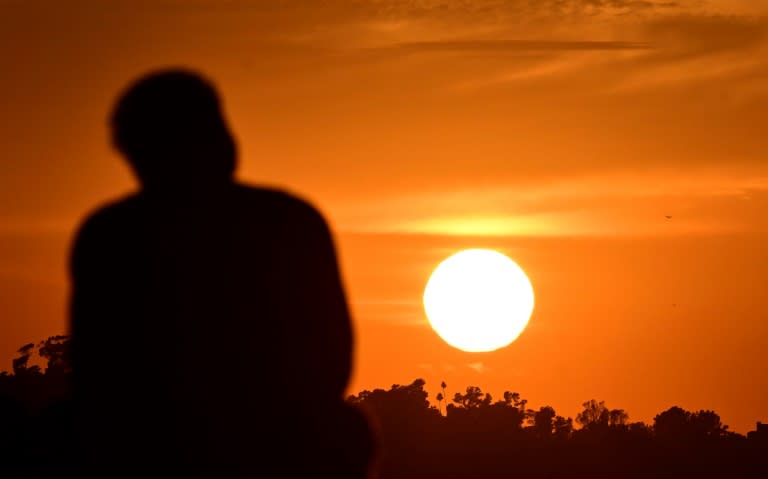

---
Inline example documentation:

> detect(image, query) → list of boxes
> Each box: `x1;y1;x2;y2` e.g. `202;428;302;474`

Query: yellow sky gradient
1;0;767;432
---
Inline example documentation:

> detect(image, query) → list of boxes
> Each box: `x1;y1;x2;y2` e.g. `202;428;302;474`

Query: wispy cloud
643;13;768;56
265;2;765;96
335;170;768;237
601;13;768;92
373;40;653;53
467;362;488;374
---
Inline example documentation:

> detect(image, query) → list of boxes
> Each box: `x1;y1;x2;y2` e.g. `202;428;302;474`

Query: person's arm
278;198;354;400
68;210;120;474
68;210;123;422
69;215;104;401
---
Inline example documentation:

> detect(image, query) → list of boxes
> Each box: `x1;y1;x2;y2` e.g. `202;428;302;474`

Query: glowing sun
423;249;535;353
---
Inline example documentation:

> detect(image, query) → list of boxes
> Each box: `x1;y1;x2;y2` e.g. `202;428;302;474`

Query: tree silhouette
553;415;574;439
36;336;71;376
654;405;690;438
452;386;486;410
691;410;728;438
609;408;629;427
12;343;38;376
576;399;609;430
654;406;728;441
532;406;556;437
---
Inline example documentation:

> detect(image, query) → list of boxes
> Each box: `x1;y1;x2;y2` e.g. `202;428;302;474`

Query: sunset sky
1;0;767;433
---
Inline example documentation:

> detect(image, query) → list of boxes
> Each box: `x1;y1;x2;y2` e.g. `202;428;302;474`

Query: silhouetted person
69;69;375;478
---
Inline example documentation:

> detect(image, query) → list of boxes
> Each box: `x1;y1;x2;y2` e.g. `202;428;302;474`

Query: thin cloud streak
607;48;768;93
358;212;743;238
334;171;768;237
374;40;653;53
467;362;488;374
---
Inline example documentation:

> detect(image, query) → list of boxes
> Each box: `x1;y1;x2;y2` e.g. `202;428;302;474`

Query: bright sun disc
423;249;535;353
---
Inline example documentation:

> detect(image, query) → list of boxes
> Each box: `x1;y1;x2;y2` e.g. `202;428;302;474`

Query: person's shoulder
72;193;144;240
69;193;144;268
234;183;330;225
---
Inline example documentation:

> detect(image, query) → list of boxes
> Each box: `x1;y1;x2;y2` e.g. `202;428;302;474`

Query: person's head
110;68;237;189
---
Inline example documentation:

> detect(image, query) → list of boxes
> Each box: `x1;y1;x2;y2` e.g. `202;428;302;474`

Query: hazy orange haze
1;0;767;433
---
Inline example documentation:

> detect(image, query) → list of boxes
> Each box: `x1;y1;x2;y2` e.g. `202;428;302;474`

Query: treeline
349;379;767;478
1;337;767;478
0;336;73;479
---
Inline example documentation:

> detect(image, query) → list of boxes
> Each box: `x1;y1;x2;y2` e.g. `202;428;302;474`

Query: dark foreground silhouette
1;341;767;479
67;69;374;478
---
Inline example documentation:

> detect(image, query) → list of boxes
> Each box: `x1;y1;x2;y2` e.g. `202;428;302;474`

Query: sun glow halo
423;249;535;353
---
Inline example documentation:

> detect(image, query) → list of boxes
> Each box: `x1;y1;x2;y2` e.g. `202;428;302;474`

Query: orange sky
1;0;767;433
